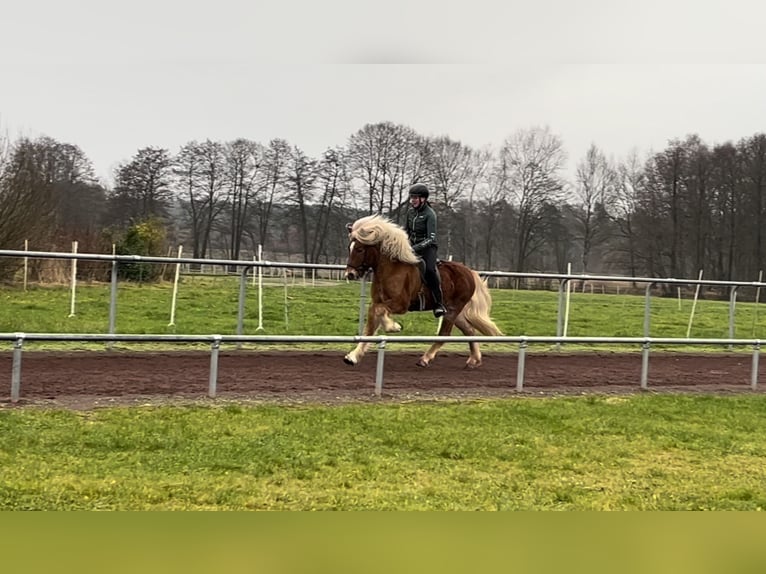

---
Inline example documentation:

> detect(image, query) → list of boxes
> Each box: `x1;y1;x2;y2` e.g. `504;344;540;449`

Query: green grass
1;277;765;352
3;280;766;511
2;395;766;510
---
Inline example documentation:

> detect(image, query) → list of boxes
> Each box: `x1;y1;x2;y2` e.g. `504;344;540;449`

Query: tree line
1;122;765;285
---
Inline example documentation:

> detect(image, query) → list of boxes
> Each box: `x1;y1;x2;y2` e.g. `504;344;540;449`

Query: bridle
347;241;375;276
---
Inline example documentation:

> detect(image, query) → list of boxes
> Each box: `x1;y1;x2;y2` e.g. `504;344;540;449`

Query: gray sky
2;1;765;184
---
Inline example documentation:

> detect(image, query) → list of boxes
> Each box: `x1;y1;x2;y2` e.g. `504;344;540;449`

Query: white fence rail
3;248;766;342
2;249;766;404
2;332;762;403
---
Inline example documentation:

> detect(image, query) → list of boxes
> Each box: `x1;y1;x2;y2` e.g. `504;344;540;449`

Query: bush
113;219;167;282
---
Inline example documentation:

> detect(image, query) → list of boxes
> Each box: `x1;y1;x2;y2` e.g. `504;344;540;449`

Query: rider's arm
411;210;437;253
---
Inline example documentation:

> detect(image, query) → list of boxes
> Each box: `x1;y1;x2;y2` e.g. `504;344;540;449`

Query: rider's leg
421;246;446;317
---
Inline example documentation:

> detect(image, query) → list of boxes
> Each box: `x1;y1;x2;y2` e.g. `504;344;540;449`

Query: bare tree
283;146;318;261
458;147;493;267
572;144;617;272
611;150;646;278
708;142;741;281
475;149;511;270
739;133;766;274
644;140;688;278
0;137;102;279
310;147;352;263
173;140;226;259
499;127;567;272
0;138;57;251
221;139;264;261
109;147;173;226
424;136;476;258
251;139;290;251
347;122;429;217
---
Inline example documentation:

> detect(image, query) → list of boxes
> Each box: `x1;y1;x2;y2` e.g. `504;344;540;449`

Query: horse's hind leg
417;317;454;368
453;313;482;368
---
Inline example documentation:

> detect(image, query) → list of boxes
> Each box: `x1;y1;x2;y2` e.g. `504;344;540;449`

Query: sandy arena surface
1;349;763;409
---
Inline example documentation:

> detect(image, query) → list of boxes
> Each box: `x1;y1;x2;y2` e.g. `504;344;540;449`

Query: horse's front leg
379;308;402;333
344;303;384;366
417;315;454;367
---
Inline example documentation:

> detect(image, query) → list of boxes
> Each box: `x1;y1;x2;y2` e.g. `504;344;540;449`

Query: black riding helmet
408;183;429;198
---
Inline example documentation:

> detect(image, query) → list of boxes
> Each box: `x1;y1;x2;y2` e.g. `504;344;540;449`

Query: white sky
2;1;765;185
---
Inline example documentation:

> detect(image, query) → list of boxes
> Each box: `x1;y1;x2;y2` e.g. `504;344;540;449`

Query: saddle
416;258;443;278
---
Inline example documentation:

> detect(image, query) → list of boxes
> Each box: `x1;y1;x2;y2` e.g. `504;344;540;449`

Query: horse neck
373;251;419;283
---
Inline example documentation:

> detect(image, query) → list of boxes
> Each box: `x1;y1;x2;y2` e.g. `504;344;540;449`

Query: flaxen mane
350;215;420;265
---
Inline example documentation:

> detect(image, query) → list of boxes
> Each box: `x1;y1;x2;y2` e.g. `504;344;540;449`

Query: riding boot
425;271;446;318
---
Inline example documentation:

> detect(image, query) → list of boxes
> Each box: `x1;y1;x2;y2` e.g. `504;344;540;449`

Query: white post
256;245;264;331
677;287;682;310
753;270;763;336
283;267;289;327
686;269;704;338
23;239;29;291
168;245;183;327
563;262;572;337
68;241;78;317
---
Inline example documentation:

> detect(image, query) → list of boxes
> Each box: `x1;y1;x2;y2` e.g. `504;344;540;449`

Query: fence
3;248;766;343
3;249;766;404
2;332;762;403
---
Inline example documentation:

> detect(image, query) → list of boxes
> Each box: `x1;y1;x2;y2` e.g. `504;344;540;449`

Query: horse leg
453;313;482;368
379;309;402;333
344;304;382;366
416;316;454;367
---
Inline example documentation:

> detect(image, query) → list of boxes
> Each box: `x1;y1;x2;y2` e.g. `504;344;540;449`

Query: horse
343;214;502;368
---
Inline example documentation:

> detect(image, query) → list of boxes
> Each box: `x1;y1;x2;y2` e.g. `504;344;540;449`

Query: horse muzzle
345;267;358;280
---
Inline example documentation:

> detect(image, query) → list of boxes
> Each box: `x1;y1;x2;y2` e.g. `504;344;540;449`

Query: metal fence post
236;267;248;349
374;339;386;396
107;260;118;350
357;273;368;336
555;279;567;349
640;340;650;390
728;286;739;351
11;334;24;403
751;342;760;391
209;336;221;398
516;338;528;391
643;283;654;338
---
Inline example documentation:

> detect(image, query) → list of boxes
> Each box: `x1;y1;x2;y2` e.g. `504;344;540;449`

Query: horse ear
345;222;353;233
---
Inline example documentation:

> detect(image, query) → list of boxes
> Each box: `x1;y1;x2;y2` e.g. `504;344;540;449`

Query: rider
406;183;446;318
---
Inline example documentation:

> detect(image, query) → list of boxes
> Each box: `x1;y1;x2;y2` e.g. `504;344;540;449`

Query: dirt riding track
1;349;764;409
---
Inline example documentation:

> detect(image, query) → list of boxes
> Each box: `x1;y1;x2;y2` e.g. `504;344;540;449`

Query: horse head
345;240;378;280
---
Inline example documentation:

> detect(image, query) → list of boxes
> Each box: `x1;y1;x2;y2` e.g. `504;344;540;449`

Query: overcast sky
2;1;765;185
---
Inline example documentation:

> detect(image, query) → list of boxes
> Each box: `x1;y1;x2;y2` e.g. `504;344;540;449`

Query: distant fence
3;248;766;342
1;332;763;403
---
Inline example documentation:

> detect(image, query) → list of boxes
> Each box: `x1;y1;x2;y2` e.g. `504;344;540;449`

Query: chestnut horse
343;214;502;368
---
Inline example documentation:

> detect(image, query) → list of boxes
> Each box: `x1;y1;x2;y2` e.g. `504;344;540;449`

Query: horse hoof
343;356;357;366
416;359;430;368
464;361;481;369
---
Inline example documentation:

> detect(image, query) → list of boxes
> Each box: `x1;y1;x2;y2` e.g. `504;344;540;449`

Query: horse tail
463;270;503;336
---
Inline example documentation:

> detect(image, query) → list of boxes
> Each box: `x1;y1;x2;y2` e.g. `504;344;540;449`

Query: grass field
0;276;765;352
2;395;765;510
2;279;766;511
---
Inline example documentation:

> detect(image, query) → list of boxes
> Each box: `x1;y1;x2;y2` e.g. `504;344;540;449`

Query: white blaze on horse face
349;240;355;254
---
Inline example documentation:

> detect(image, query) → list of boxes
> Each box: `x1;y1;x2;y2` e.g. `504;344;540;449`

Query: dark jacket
406;203;438;253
